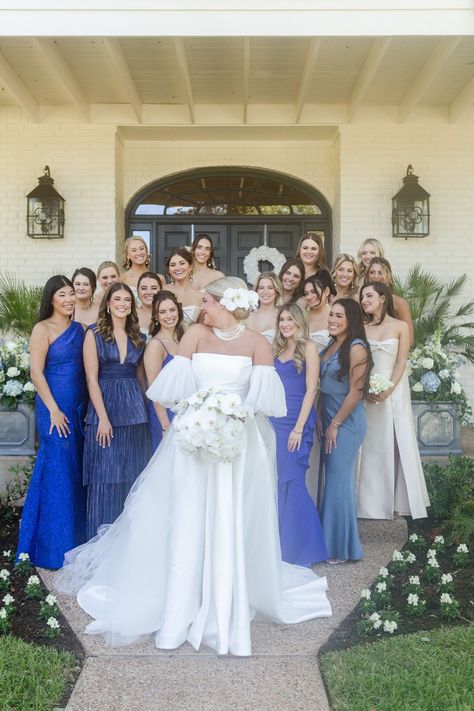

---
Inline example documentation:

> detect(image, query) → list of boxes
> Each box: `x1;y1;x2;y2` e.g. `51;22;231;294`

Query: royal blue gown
319;339;367;561
83;327;151;540
17;321;88;569
148;351;173;451
270;358;328;567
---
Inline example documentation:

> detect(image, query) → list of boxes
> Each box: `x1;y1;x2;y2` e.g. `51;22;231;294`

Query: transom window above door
133;169;325;217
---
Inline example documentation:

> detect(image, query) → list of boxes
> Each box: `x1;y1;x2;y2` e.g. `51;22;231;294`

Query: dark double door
132;220;329;282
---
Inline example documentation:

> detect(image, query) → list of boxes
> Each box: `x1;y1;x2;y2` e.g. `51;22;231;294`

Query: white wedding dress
57;353;331;655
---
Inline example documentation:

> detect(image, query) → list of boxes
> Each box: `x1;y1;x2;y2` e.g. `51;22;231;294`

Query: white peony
412;382;424;392
23;381;35;392
421;358;434;369
6;367;20;378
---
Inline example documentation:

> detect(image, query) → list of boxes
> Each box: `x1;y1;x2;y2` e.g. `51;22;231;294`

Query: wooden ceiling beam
34;38;90;122
173;38;195;124
398;37;461;123
349;37;391;122
0;50;38;121
295;38;322;124
103;38;143;124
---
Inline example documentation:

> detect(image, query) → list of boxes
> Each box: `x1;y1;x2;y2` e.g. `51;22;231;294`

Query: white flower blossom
27;575;40;587
434;535;445;545
439;369;450;380
409;576;420;586
47;616;60;629
3;379;23;397
409;533;419;542
408;594;419;606
0;608;7;619
18;552;30;562
4;341;17;353
405;552;416;564
6;366;20;378
456;544;469;554
369;612;381;622
383;620;398;634
378;567;389;578
45;594;57;606
427;558;440;569
373;619;382;629
427;549;437;559
360;588;371;600
2;594;14;606
392;550;404;562
375;582;387;593
23;381;35;392
441;573;453;585
0;569;10;580
2;550;11;558
412;382;424;393
450;381;462;395
421;358;434;370
440;593;453;604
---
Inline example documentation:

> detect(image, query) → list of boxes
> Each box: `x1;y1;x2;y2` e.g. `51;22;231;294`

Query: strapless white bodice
367;338;398;379
192;353;252;397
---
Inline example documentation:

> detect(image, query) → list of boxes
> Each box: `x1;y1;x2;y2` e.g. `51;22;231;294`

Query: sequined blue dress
17;321;88;569
148;351;173;451
84;327;151;539
270;358;328;566
319;339;367;561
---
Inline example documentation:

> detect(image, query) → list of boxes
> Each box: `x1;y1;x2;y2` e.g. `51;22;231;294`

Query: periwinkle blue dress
84;327;151;540
17;322;88;569
270;358;328;567
319;339;367;561
148;349;173;451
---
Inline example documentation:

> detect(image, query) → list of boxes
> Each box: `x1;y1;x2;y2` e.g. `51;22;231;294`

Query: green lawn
0;635;78;711
320;626;474;711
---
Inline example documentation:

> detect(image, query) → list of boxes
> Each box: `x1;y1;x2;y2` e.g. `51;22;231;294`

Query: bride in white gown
57;277;331;656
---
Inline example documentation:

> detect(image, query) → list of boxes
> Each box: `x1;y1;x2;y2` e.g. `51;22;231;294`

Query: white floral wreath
243;246;287;286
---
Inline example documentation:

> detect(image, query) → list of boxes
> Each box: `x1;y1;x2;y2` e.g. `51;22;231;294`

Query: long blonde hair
273;303;309;373
357;238;385;279
253;271;283;307
331;253;359;296
122;236;150;271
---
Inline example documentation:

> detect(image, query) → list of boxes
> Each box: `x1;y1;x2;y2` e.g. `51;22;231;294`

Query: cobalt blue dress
148;350;173;451
270;358;328;567
17;321;88;569
319;339;367;561
84;327;151;540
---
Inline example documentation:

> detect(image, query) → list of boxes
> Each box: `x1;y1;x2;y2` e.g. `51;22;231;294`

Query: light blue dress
17;322;88;568
319;339;367;561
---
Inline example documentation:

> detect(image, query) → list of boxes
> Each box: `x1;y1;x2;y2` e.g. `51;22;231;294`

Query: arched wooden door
126;167;332;280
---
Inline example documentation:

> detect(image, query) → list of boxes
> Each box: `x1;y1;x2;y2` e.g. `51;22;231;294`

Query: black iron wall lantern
26;166;65;239
391;165;430;239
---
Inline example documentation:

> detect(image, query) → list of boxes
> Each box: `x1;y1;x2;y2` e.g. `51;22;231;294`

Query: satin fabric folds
57;353;331;656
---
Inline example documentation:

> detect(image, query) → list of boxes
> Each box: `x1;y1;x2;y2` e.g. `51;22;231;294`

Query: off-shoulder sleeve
245;365;287;417
146;355;197;406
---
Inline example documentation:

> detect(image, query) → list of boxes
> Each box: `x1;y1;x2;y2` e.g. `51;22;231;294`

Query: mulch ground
319;516;474;655
0;505;85;706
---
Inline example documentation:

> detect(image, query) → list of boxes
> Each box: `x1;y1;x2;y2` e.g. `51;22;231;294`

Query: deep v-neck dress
17;321;88;568
83;326;151;539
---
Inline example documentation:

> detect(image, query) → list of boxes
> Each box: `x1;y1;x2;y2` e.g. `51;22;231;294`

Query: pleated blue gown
83;328;151;540
319;339;366;561
17;322;88;569
270;358;328;567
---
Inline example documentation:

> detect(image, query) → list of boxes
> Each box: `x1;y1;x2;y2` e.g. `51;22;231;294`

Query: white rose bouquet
172;387;254;463
0;338;35;408
369;373;394;396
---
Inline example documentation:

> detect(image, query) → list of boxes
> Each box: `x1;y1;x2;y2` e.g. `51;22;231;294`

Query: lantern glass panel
27;196;65;238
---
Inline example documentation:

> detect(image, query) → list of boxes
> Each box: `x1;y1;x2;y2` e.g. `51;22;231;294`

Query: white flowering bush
25;574;44;600
406;592;427;617
39;593;60;620
0;568;10;592
408;331;471;422
439;593;460;620
172;387;254;463
45;616;61;638
453;543;469;567
0;606;11;633
15;552;33;575
0;338;35;408
407;533;426;551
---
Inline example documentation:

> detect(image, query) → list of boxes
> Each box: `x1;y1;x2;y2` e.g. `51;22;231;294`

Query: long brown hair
294;232;327;270
278;258;305;300
95;283;143;349
330;298;372;394
360;282;396;323
364;257;395;291
149;290;185;340
273;303;309;373
192;233;216;269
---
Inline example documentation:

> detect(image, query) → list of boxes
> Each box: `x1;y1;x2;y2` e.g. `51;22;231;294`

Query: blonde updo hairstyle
205;276;251;321
253;271;283;307
273;302;309;373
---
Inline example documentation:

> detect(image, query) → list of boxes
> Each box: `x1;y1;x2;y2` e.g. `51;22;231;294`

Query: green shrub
423;455;474;531
0;273;42;338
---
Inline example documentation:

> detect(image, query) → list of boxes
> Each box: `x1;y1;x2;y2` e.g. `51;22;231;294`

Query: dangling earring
145;255;151;268
107;306;110;314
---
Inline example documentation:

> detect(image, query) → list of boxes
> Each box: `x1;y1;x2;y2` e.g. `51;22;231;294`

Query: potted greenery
408;331;471;456
0;339;36;455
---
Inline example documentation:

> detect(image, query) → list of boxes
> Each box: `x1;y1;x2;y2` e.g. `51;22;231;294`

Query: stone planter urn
412;401;462;456
0;402;35;456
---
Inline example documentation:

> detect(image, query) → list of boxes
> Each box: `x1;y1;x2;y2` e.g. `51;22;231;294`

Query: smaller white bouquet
172;387;254;463
369;373;394;396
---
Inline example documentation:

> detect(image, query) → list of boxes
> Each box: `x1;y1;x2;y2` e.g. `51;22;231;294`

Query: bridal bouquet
369;373;394;396
172;387;254;463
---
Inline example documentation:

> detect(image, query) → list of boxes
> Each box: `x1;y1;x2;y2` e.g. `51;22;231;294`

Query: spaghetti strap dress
270;358;328;566
148;344;174;451
17;321;88;569
319;339;366;561
83;327;151;539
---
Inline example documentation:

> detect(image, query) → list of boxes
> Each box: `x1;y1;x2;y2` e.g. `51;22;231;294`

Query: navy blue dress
270;358;328;567
319;339;367;561
17;321;88;569
84;327;151;539
148;350;174;451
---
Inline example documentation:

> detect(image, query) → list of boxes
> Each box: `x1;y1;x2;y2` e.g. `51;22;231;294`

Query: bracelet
292;429;303;435
332;419;342;427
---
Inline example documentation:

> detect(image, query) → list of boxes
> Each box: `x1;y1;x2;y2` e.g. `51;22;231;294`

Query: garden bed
0;505;84;708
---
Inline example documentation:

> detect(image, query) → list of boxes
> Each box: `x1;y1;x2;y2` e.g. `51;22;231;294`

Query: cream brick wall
0;123;118;285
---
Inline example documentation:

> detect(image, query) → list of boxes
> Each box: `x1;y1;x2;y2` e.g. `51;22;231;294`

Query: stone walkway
39;518;407;711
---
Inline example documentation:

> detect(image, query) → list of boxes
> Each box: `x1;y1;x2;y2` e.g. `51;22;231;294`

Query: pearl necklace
212;324;245;341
